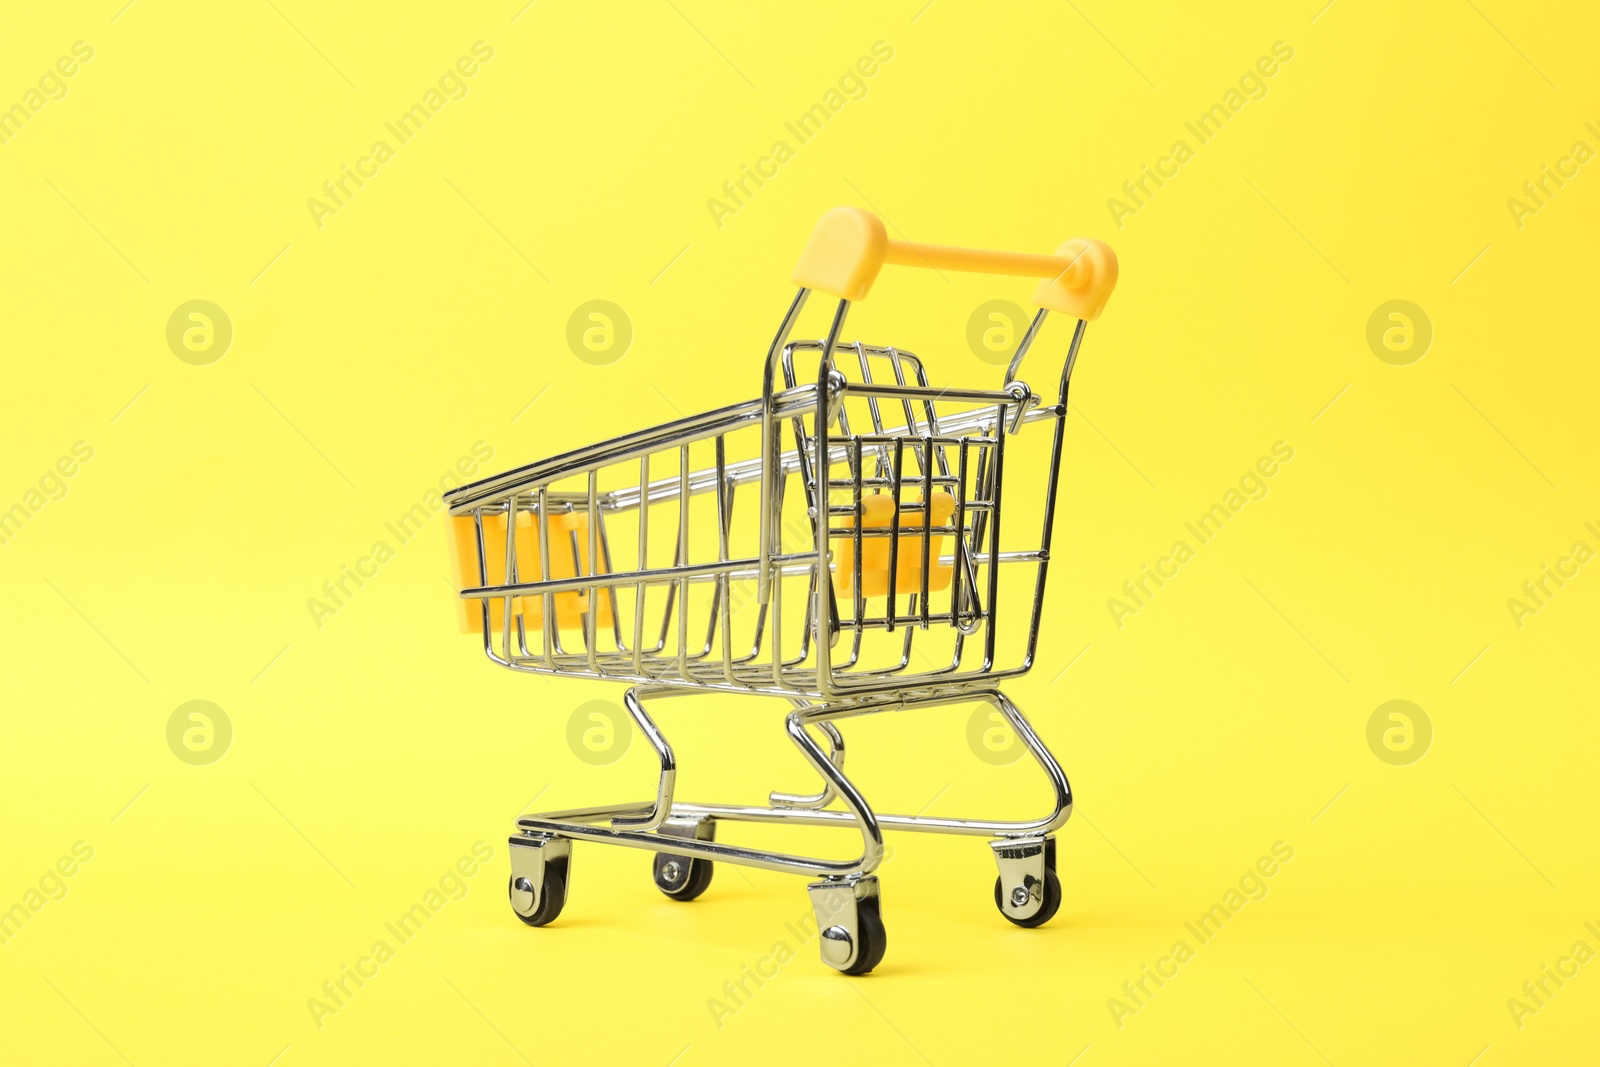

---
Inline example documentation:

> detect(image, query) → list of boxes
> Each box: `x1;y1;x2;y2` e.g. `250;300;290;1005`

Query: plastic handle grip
882;240;1083;280
791;206;1118;320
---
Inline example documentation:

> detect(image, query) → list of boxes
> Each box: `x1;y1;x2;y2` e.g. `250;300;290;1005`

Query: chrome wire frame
513;686;1070;878
444;288;1089;878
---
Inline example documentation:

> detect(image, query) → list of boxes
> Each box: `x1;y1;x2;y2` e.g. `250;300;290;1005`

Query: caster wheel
836;895;887;976
810;876;887;975
653;852;713;901
509;854;569;927
994;867;1061;928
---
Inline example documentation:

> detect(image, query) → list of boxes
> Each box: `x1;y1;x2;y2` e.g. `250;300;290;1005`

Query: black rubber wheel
510;856;568;927
994;867;1062;928
839;895;888;976
653;852;714;901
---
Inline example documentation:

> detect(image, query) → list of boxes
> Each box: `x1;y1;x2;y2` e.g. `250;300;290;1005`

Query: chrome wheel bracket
508;833;571;918
991;835;1053;923
806;874;879;972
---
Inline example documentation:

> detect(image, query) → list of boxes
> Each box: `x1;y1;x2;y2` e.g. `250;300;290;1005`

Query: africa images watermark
0;841;95;948
167;700;233;767
1106;441;1295;628
1108;840;1295;1029
306;41;495;229
705;40;895;229
1505;921;1600;1031
1505;521;1598;630
307;441;495;628
1505;121;1600;230
0;40;94;148
306;841;494;1029
1;441;94;548
1107;40;1295;228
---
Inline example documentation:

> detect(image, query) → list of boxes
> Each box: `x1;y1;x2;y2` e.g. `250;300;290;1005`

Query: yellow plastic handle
792;206;1118;320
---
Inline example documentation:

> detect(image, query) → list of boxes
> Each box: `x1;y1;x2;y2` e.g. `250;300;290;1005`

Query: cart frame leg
514;685;887;878
512;686;1069;873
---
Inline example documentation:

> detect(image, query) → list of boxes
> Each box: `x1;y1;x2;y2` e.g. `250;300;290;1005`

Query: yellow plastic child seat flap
447;509;613;633
833;492;957;599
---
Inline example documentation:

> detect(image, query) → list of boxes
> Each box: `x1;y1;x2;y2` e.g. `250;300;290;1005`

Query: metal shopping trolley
444;207;1117;973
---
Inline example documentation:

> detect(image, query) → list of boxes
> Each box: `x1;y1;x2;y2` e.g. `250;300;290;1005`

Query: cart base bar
505;685;1071;972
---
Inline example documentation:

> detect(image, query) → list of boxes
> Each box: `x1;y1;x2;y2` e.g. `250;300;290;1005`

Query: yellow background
2;0;1597;1063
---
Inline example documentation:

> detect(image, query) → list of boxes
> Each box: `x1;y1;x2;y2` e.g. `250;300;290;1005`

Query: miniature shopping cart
444;207;1117;974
